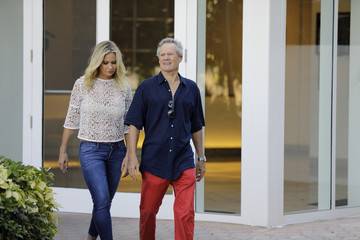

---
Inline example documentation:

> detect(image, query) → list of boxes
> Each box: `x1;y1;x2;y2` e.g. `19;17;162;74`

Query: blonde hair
84;40;127;91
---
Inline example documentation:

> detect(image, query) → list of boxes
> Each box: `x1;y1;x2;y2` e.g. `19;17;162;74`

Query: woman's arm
58;128;75;174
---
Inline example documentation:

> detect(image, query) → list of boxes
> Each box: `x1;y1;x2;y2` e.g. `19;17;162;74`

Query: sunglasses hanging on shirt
168;100;175;118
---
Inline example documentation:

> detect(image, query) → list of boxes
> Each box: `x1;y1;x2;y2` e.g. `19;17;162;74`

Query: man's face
158;43;183;73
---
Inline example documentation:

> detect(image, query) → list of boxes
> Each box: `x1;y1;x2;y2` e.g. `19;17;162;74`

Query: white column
23;0;43;168
185;0;197;80
348;0;360;206
195;0;206;213
175;0;187;75
242;0;286;226
96;0;110;43
23;0;32;164
317;0;333;210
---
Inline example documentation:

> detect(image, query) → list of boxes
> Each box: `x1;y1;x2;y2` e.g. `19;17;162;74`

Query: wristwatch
198;156;206;162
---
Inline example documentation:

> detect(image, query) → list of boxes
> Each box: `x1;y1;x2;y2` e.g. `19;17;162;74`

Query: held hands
58;151;69;175
196;160;206;182
122;153;140;181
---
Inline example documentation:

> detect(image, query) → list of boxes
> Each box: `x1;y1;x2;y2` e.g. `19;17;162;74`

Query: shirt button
171;125;174;127
170;149;172;152
170;137;173;139
168;89;171;92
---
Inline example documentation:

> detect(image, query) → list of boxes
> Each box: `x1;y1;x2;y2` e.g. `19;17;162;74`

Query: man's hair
156;37;183;57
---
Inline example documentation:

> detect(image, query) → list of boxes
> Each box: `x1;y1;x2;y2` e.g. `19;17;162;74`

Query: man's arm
122;125;141;181
192;129;206;182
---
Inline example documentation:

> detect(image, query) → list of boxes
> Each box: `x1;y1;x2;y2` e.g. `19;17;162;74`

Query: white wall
0;0;23;162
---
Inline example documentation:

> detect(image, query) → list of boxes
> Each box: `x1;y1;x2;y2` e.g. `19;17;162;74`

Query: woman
58;40;132;240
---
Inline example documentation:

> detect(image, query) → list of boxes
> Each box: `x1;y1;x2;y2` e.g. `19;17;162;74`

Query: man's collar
157;71;187;86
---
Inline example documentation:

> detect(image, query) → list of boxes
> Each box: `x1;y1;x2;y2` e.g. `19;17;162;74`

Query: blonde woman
58;40;132;240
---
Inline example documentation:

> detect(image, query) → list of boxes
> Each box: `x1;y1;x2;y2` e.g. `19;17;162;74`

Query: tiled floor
54;212;360;240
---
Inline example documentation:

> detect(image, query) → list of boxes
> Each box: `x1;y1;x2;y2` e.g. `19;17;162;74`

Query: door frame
23;0;43;169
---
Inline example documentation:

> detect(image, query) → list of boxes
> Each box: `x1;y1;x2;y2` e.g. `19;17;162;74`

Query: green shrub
0;156;60;240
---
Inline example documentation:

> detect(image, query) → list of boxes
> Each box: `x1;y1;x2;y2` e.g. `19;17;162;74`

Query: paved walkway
53;212;360;240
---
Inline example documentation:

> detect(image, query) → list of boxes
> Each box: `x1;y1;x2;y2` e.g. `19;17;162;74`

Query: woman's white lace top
64;77;132;142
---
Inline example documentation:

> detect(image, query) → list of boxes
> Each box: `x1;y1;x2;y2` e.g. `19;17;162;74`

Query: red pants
139;168;196;240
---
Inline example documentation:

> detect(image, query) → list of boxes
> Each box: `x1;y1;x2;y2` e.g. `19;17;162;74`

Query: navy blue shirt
125;72;205;180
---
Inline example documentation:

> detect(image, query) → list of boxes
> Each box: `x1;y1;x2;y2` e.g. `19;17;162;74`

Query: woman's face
98;52;117;79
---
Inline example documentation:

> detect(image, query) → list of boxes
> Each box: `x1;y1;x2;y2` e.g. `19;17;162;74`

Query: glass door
336;0;360;208
284;0;333;213
197;0;243;215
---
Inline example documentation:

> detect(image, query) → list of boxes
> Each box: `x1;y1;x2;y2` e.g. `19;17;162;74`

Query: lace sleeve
123;83;133;134
63;79;82;129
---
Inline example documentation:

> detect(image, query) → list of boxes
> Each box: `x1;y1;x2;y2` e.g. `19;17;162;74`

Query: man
123;37;206;240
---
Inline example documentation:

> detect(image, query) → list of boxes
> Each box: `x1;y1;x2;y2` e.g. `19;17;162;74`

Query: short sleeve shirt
125;72;205;180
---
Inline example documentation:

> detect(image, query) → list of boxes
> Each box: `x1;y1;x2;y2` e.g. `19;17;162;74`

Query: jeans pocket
120;141;126;150
80;142;98;154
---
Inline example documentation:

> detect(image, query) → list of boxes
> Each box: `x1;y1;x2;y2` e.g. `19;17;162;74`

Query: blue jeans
79;141;126;240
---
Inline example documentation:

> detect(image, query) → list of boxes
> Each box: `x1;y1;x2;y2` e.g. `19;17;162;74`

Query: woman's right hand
58;151;69;174
58;128;75;175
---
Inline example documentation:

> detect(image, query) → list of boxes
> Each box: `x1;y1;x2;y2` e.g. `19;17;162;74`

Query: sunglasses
168;100;175;118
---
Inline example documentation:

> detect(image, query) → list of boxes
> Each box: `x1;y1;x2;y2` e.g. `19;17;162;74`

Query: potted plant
0;155;60;240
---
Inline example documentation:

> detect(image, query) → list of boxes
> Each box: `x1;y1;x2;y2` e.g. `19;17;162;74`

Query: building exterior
1;0;360;227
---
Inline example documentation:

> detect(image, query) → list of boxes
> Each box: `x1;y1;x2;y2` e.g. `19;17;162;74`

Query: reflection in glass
111;0;174;89
43;0;96;189
284;0;333;213
336;0;360;208
44;0;96;91
204;0;242;215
